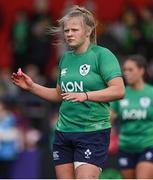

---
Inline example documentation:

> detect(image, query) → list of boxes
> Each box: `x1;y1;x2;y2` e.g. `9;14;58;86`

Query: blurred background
0;0;153;179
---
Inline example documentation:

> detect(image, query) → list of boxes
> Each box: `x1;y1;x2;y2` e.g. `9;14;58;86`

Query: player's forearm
87;85;125;102
29;83;62;102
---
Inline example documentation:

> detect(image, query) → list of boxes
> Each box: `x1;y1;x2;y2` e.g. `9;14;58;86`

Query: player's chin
67;42;78;49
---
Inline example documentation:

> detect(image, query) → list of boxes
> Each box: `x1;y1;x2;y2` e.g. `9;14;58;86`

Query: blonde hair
50;5;97;44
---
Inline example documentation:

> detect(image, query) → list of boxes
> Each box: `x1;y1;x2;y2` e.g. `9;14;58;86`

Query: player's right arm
30;83;62;102
11;72;62;102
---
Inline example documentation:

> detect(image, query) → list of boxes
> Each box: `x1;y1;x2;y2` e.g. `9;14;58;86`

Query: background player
111;54;153;179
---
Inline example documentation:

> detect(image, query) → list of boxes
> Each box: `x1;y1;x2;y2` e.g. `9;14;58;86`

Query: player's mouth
67;39;75;43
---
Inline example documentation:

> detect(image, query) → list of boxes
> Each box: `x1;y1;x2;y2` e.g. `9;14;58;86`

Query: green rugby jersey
56;44;122;132
111;83;153;152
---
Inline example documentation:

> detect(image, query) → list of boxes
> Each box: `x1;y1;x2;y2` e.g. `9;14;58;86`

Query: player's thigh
75;163;101;179
118;149;137;179
55;163;75;179
52;131;74;165
120;169;135;179
136;162;153;179
136;147;153;179
52;130;75;178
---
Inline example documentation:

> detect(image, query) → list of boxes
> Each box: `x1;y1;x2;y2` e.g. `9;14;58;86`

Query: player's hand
61;92;88;102
11;68;34;91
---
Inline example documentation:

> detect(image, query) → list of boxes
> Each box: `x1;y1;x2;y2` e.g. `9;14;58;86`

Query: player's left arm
86;76;125;102
61;77;125;102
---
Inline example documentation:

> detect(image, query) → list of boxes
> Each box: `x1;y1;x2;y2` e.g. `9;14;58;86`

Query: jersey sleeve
98;48;122;82
57;54;65;85
57;63;61;85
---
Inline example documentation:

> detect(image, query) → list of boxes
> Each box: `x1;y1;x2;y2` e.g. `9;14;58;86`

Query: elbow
113;86;125;101
118;87;125;99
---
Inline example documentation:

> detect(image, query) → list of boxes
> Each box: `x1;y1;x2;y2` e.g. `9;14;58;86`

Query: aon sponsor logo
122;109;147;120
61;81;84;92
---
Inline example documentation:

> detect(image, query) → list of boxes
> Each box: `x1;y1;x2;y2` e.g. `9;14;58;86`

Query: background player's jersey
56;44;122;132
111;84;153;152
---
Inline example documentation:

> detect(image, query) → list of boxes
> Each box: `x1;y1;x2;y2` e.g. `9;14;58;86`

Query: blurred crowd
0;0;153;179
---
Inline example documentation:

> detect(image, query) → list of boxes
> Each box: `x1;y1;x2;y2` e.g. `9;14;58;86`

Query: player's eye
72;29;79;32
64;29;69;33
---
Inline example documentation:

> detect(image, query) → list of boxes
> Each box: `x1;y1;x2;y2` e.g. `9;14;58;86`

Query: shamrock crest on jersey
79;64;90;76
140;97;151;108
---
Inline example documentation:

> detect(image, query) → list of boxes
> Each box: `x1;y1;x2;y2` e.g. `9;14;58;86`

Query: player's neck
131;79;144;90
74;39;90;54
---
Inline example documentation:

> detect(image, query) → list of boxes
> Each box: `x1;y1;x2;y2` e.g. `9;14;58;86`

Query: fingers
17;68;23;77
71;99;79;102
61;93;81;102
11;72;22;80
11;73;18;82
22;72;29;78
61;93;68;98
61;93;74;100
12;68;27;79
11;75;20;84
11;71;28;80
11;72;23;85
12;73;19;78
